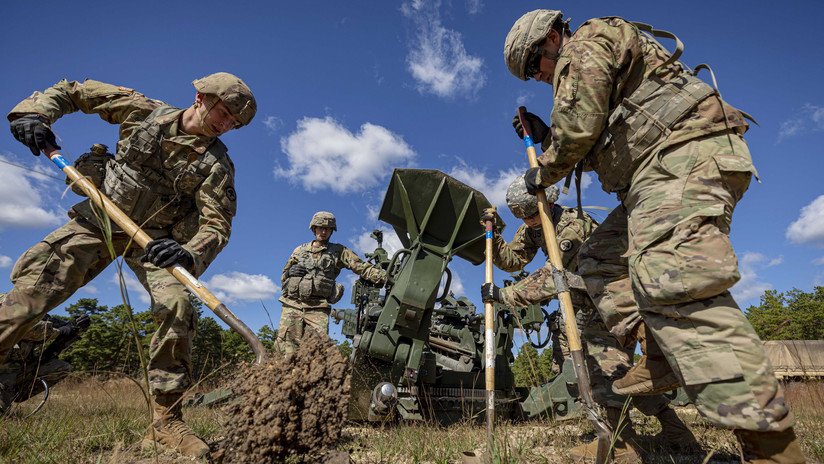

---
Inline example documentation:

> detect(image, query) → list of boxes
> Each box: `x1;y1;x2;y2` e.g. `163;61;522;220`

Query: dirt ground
219;330;351;463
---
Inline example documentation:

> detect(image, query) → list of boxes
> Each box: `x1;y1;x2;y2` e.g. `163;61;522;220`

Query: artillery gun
331;169;581;424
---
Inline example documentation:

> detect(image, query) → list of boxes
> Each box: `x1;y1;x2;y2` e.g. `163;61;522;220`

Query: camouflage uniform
493;205;673;413
0;315;71;410
522;17;792;432
277;241;386;354
0;79;240;396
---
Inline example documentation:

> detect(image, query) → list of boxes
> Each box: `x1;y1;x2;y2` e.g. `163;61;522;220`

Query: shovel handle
46;148;266;364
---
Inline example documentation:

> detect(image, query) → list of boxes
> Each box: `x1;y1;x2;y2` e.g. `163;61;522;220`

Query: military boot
654;407;701;454
570;407;641;463
143;393;210;458
612;322;680;396
734;428;807;464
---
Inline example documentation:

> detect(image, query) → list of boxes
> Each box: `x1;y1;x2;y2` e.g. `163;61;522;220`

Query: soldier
504;10;804;462
0;73;256;458
0;292;89;414
277;211;387;354
482;177;698;460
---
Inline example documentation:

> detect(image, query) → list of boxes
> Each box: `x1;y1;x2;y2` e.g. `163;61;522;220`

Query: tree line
512;286;824;387
48;286;822;387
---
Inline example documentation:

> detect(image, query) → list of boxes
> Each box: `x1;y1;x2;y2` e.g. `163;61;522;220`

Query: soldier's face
531;30;563;84
195;93;240;136
523;213;541;229
314;226;333;241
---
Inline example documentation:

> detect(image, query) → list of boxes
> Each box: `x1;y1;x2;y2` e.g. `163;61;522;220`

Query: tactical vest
284;242;344;303
586;21;718;193
78;105;228;231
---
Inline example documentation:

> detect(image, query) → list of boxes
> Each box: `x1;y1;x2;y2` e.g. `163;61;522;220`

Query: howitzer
331;169;584;424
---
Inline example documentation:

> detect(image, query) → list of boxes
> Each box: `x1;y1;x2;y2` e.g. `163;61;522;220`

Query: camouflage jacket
494;206;595;309
492;204;593;273
280;240;386;310
8;80;237;276
534;17;749;191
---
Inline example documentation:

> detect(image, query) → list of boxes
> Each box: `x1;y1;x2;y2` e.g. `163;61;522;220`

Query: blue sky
1;1;822;347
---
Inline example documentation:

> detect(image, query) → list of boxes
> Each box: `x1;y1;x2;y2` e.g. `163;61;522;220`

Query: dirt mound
221;331;350;463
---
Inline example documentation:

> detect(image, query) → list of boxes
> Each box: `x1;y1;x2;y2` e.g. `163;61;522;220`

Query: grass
1;378;822;463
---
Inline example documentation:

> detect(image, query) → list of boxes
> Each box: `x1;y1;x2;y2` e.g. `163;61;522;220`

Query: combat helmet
504;9;565;81
506;176;560;218
192;72;257;126
309;211;337;232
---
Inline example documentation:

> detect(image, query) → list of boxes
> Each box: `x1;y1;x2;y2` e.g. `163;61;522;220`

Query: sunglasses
524;49;543;78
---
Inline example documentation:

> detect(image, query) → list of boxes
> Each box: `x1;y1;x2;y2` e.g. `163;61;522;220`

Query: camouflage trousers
0;218;196;396
275;303;330;355
617;132;791;431
559;303;671;415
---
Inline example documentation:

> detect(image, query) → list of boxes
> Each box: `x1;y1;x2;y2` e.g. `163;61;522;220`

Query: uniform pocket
675;344;744;385
631;215;740;305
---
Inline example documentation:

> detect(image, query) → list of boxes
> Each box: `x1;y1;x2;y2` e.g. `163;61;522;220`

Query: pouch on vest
589;75;716;193
67;145;113;196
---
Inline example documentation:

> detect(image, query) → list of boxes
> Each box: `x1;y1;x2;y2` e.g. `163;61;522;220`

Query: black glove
72;314;91;331
481;282;501;303
9;115;61;156
56;324;75;337
523;167;544;196
143;238;194;269
288;264;308;278
512;112;549;145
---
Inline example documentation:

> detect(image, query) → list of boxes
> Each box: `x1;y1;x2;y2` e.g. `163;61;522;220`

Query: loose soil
220;331;350;463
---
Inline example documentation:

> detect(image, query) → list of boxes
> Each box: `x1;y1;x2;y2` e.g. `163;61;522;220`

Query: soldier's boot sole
612;355;680;396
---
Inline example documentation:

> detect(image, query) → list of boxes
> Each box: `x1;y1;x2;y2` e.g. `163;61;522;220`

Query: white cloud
262;115;283;133
205;272;279;304
81;285;98;295
814;256;824;266
402;0;485;100
111;272;151;305
275;117;416;194
778;104;824;142
0;155;63;229
448;163;524;208
465;0;483;15
786;195;824;246
731;252;777;304
351;227;405;257
0;255;12;268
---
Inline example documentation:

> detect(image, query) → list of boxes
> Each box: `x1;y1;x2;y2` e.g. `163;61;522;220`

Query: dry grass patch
1;378;822;463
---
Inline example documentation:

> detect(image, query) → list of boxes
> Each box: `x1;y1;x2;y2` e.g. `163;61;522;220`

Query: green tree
61;301;155;376
512;343;554;387
746;287;824;340
257;324;278;351
337;340;353;359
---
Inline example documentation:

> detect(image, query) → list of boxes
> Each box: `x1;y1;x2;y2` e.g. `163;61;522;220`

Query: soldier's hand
481;282;502;303
512;112;549;144
72;314;91;331
523;167;544;195
143;238;194;269
9;114;61;156
288;264;308;278
480;207;500;231
56;324;75;337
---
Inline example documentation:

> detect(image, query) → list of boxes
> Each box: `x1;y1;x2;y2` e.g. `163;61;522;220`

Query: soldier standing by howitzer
481;177;698;460
0;72;256;458
504;9;804;462
277;211;387;354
